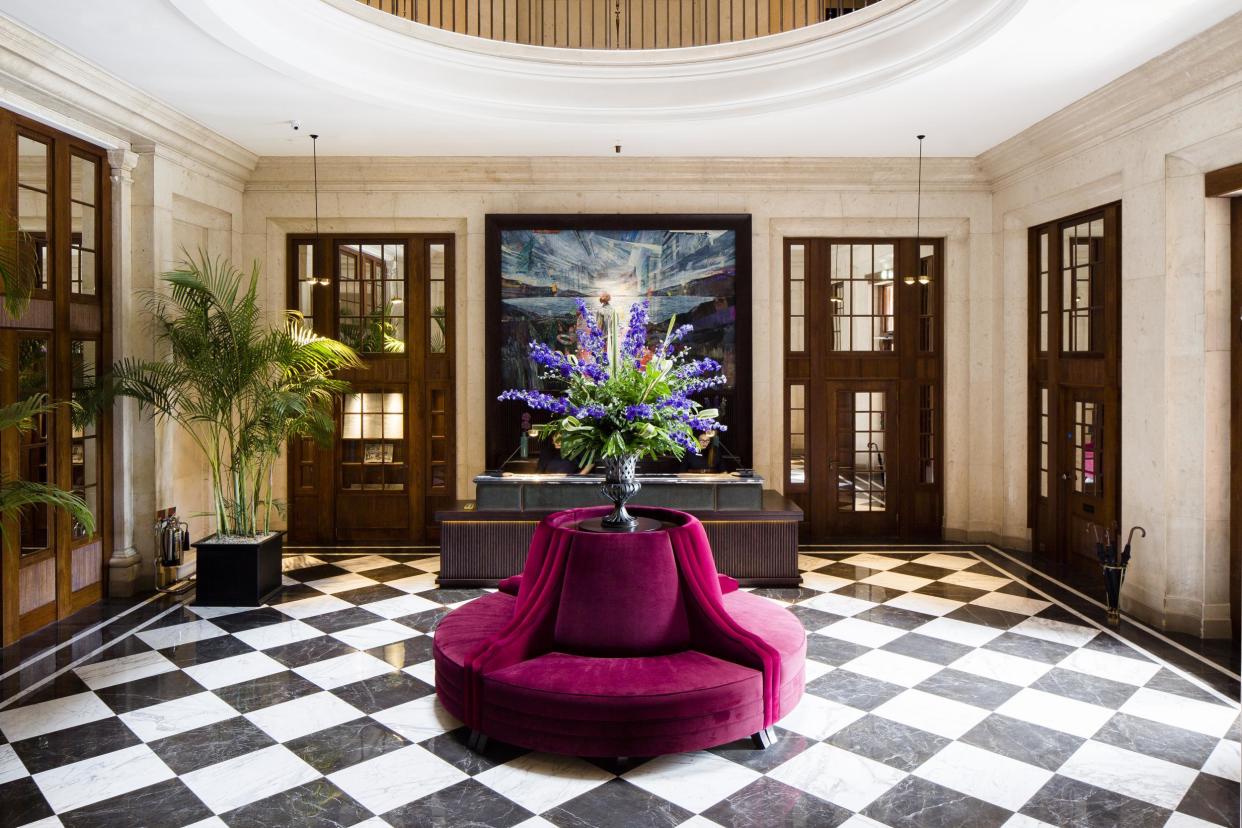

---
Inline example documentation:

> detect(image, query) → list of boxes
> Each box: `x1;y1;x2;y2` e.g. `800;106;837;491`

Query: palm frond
0;478;95;539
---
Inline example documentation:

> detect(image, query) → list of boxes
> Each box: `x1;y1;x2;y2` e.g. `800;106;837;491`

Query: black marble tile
58;777;212;828
1091;712;1219;769
0;776;54;828
1033;603;1087;625
832;582;901;604
961;562;1000;576
148;714;276;775
267;583;326;605
805;668;905;711
1080;631;1152;662
995;581;1047;599
916;668;1022;710
544;779;689;828
137;607;204;631
828;714;951;771
212;670;321;714
366;637;435;669
222;779;374;828
959;713;1084;772
708;727;813;774
331;671;434;715
302;607;386;634
285;716;410;774
881;632;973;666
749;587;822;604
863;775;1011;828
1019;775;1171;828
159;634;256;668
11;716;141;774
944;604;1027;631
983;632;1076;665
393;607;451;634
93;669;206;714
81;634;154;664
701;776;851;828
415;588;488;605
265;635;359;669
418;727;529;776
209;608;291;633
6;670;91;708
915;581;988;603
891;562;958;580
804;633;870;667
1145;668;1232;706
854;604;935;631
284;563;351;583
357;563;422;583
1177;772;1240;828
1030;667;1137;709
384;778;531;828
785;605;843;632
816;561;881;581
333;583;408;606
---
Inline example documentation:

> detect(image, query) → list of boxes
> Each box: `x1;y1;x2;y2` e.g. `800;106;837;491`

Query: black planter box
193;532;284;606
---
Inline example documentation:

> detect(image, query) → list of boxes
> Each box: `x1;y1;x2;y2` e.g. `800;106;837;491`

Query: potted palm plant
104;252;359;605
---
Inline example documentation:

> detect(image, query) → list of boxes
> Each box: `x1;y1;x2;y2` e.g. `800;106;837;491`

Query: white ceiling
0;0;1237;158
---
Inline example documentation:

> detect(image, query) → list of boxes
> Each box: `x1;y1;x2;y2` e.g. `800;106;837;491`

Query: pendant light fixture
310;133;330;287
904;134;927;286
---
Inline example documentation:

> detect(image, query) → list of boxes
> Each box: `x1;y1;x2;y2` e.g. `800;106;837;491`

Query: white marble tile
673;818;722;828
940;571;1012;592
915;741;1052;810
949;649;1051;687
914;617;1002;647
74;650;178;690
1119;687;1238;738
136;619;227;651
1008;617;1097;648
775;694;866;741
1002;815;1058;827
910;553;977;571
306;572;384;594
873;689;989;739
182;650;287;690
0;743;27;785
0;692;114;742
882;592;964;617
840;650;942;688
20;818;65;828
232;619;322;650
403;660;437;686
1054;648;1160;687
370;694;461;742
1203;738;1241;781
860;571;934;592
244;691;364;742
32;743;174;813
281;555;324;572
294;651;393;690
513;817;559;828
1058;739;1198;809
475;752;612;814
119;691;237;742
1165;813;1230;828
971;592;1051;617
273;593;353;619
769;742;906;812
837;816;890;828
330;620;418;650
386;572;440;593
336;555;397;572
996;688;1115;738
622;751;760;812
798;554;831;572
181;744;319;814
184;819;230;828
408;556;440;573
329;743;465;814
838;553;906;572
361;593;442;619
803;659;833;683
349;819;396;828
184;605;253;620
817;618;906;649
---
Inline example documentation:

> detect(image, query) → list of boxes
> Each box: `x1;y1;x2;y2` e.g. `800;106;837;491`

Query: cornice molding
246;156;989;193
979;9;1242;189
0;13;257;189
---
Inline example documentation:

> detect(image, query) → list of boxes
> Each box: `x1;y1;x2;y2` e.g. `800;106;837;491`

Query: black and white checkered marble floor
0;549;1237;828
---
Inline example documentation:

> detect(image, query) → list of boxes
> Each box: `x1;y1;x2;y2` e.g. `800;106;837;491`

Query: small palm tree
103;251;360;538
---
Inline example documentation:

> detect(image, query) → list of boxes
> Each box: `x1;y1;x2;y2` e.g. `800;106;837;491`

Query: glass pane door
826;381;899;536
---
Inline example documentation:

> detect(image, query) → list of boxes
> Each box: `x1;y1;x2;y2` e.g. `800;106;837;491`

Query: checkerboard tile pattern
0;550;1236;828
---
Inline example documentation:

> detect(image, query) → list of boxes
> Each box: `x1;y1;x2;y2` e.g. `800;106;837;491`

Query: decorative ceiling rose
170;0;1026;124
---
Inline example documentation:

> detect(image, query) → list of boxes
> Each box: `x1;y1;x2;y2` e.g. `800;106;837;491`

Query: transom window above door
338;242;406;353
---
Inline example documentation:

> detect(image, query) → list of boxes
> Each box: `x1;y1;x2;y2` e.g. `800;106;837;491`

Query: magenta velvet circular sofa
433;506;806;757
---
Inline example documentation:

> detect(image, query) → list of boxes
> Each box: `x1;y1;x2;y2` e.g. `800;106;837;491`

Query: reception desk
437;472;802;587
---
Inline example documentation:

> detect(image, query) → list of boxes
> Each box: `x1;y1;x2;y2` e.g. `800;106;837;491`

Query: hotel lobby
0;0;1240;826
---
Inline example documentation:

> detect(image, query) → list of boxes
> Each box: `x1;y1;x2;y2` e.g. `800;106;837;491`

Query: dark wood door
822;380;899;537
1057;387;1119;573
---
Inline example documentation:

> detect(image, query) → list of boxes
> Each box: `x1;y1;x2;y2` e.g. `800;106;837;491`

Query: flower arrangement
498;298;727;470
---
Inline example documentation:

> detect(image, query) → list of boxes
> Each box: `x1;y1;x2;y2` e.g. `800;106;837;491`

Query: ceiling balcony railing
354;0;888;49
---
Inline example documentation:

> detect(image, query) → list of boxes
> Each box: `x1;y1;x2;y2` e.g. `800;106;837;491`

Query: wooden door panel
824;381;900;538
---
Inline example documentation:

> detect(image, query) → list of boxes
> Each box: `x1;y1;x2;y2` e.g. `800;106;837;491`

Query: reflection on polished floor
0;549;1236;828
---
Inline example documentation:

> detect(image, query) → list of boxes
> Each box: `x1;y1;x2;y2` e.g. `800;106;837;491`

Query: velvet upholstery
434;506;805;757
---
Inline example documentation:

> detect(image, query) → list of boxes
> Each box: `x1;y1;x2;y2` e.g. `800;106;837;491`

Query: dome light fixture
905;134;927;286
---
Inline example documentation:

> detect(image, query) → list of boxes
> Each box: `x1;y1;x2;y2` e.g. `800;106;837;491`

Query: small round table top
575;516;668;534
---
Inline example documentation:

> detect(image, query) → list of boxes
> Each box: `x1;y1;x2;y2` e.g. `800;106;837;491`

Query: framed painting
485;214;752;471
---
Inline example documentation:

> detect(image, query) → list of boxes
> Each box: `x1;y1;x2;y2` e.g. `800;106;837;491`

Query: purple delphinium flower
675;357;722;379
624;404;653;422
658;323;694;356
575;298;607;361
671;430;700;455
498;389;569;414
622;300;650;363
686;417;727;433
574;404;608;419
580;361;609;383
529;341;574;378
656;392;691;411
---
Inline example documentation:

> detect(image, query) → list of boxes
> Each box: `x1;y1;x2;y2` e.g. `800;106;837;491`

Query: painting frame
485;213;752;471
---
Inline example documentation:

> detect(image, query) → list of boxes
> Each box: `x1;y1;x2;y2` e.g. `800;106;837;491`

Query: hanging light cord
310;134;327;286
915;134;924;257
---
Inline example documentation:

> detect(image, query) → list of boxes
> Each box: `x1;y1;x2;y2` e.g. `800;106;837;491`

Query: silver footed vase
600;453;641;531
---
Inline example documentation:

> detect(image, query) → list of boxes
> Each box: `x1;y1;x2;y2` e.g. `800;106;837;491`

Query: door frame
822;379;900;538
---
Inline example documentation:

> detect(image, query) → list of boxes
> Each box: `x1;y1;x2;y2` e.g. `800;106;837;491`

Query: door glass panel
788;383;806;487
829;244;894;351
1037;232;1049;352
836;390;887;512
70;154;99;296
429;243;447;353
18;335;51;552
788;244;805;352
917;243;936;353
341;391;406;491
1061;218;1102;353
70;340;99;540
293;241;315;329
1039;387;1049;498
1073;399;1100;496
918;384;934;484
338;243;405;353
17;135;50;291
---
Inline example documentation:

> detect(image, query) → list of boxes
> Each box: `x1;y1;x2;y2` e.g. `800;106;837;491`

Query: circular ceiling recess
169;0;1026;123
